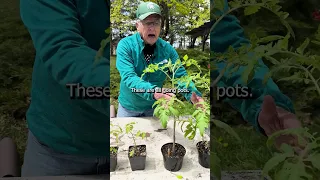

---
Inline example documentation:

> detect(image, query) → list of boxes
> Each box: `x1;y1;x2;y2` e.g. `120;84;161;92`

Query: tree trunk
160;1;169;41
190;37;197;48
202;32;209;51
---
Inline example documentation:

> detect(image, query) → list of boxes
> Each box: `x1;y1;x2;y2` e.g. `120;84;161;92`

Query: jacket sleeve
20;0;110;115
211;0;295;133
116;39;157;101
169;47;202;101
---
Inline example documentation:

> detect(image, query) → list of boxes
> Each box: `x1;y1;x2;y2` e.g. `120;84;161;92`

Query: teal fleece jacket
211;0;295;133
20;0;110;156
116;32;202;111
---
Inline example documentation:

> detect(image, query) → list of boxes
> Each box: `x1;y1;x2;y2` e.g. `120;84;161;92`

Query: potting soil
196;141;210;154
129;145;146;157
162;143;186;158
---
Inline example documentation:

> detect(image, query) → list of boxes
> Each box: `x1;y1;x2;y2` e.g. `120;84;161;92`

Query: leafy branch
110;123;125;149
210;0;320;179
125;122;148;157
262;128;320;179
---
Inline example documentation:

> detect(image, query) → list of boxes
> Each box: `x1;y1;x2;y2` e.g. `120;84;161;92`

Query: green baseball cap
136;1;162;20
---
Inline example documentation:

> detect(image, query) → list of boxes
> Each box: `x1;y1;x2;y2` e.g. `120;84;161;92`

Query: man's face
136;14;161;45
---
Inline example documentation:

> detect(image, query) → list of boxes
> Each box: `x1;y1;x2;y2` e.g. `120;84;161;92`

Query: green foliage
110;146;118;154
211;151;222;180
142;54;210;154
210;0;320;179
125;122;148;157
262;128;320;179
95;27;111;61
110;123;124;144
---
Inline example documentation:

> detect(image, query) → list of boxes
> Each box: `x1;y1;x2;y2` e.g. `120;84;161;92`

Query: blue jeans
116;103;154;117
21;130;109;177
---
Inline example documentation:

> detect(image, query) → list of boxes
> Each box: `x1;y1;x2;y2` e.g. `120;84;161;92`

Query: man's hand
258;95;304;151
190;92;205;109
153;88;175;100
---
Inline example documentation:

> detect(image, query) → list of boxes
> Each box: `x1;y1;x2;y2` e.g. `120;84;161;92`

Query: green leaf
197;117;209;137
214;0;225;12
296;38;310;55
211;152;221;180
274;161;292;180
129;149;134;157
266;128;306;149
105;27;111;34
213;120;241;142
280;143;294;154
159;112;169;128
183;55;188;61
228;1;241;8
184;128;192;138
311;40;320;46
275;33;290;50
241;60;255;85
262;152;292;176
176;174;183;179
244;5;261;16
264;56;280;65
276;160;313;180
307;153;320;171
169;107;179;116
258;35;284;43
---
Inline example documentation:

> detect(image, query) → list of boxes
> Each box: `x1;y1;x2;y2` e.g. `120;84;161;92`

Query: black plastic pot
128;145;146;171
196;141;210;168
161;142;186;172
110;146;118;172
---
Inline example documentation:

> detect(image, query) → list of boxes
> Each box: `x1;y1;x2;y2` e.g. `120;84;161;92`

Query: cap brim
138;12;162;20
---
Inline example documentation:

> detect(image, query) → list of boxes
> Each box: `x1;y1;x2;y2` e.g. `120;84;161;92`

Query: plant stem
171;67;176;155
279;50;320;95
299;65;320;96
172;117;176;154
266;50;320;95
212;64;229;87
130;132;137;153
210;3;264;33
210;3;293;38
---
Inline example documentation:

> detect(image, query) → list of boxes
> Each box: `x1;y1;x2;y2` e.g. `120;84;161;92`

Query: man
211;0;302;149
116;1;204;117
20;0;110;176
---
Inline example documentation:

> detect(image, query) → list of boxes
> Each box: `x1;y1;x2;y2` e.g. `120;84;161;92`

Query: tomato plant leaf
296;38;310;55
244;5;261;16
211;152;221;180
213;120;241;142
258;35;284;43
176;174;183;179
262;152;293;177
306;153;320;171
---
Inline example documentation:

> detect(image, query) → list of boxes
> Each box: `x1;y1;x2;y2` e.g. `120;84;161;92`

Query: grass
1;0;319;173
213;125;271;170
0;0;32;165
